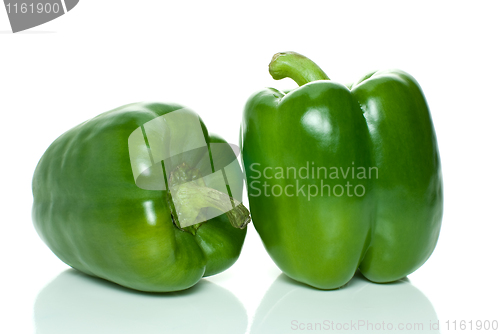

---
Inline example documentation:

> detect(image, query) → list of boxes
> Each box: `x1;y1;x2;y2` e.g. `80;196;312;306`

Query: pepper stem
269;51;330;86
171;182;250;230
167;163;250;234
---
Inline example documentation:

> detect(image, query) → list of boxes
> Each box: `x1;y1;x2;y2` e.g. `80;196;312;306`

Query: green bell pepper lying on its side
241;52;443;289
33;103;250;292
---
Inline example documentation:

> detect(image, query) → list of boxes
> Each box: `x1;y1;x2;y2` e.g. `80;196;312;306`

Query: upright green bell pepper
33;102;249;292
241;52;443;289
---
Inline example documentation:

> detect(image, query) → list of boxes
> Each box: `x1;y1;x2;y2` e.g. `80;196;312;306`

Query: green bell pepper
241;52;443;289
33;102;249;292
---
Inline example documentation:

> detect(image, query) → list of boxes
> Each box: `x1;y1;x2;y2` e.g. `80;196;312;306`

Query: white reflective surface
250;273;439;333
34;270;248;334
33;269;441;334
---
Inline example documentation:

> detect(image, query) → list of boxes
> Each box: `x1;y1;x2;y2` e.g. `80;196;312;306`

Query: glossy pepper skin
33;102;248;292
241;52;443;289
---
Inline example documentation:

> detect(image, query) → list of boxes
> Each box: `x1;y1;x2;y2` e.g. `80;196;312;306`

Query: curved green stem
269;51;330;86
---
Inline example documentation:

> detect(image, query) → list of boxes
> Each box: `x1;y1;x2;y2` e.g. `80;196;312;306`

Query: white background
1;1;499;333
